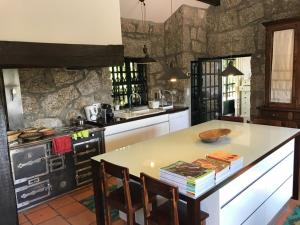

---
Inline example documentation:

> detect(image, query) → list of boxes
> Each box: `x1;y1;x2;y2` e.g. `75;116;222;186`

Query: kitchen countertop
9;125;104;150
87;106;189;127
92;120;300;198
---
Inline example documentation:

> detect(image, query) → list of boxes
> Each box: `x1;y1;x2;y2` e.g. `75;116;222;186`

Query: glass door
191;58;222;125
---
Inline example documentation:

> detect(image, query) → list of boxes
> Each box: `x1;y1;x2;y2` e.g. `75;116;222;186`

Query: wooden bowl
198;128;231;143
7;131;21;142
22;127;38;133
39;128;55;136
19;132;43;141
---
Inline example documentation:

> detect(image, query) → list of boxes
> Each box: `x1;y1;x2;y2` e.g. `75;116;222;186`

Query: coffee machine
84;103;101;122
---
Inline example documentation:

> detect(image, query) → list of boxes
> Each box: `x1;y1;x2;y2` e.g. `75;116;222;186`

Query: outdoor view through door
191;56;251;126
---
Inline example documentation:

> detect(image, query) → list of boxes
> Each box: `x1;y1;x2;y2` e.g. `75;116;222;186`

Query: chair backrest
140;172;179;225
252;118;282;126
100;160;132;217
219;116;244;123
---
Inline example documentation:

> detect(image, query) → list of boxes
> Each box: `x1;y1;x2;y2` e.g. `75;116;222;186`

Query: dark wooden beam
0;86;18;225
0;41;124;68
197;0;220;6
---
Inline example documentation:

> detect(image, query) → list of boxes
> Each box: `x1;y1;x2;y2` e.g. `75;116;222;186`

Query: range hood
0;0;124;68
0;41;124;68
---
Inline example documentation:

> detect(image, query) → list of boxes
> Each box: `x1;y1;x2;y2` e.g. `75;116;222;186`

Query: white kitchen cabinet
169;110;189;133
105;115;169;152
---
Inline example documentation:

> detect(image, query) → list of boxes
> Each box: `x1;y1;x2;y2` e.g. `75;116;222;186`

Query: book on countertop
192;158;230;182
206;150;243;174
159;161;215;185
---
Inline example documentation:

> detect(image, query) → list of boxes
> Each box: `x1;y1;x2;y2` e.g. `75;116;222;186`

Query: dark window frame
110;58;148;107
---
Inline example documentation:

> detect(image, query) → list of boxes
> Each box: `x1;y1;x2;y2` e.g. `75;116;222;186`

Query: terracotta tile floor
18;185;125;225
18;184;299;225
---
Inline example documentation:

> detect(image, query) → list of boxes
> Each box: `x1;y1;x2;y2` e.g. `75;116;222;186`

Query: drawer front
75;166;92;186
243;176;293;225
261;110;293;120
220;152;294;225
11;144;49;185
73;138;100;165
219;139;294;206
16;180;51;209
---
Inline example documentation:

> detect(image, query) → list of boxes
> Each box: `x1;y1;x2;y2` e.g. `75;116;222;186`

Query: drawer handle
76;149;97;157
17;156;47;169
21;186;47;199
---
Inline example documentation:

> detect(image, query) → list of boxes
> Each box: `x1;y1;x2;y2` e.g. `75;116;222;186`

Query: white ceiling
119;0;209;23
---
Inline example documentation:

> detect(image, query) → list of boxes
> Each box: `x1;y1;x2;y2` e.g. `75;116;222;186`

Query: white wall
0;0;122;45
120;0;209;23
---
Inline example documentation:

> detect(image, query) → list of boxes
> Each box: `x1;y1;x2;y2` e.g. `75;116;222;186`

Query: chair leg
127;211;135;225
106;205;112;225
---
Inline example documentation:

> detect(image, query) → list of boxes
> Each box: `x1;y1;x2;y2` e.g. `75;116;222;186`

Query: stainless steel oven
73;138;100;165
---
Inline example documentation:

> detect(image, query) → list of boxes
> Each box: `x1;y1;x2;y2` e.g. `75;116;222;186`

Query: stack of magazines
192;158;230;183
160;161;215;197
206;150;243;175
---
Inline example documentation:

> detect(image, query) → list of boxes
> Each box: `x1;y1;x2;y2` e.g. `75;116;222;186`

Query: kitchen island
92;120;300;225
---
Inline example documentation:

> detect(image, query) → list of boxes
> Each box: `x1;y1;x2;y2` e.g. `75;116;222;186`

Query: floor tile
18;213;29;224
38;216;70;225
48;195;76;210
26;206;57;225
56;201;87;219
20;222;32;225
23;204;48;215
70;189;93;202
67;210;96;225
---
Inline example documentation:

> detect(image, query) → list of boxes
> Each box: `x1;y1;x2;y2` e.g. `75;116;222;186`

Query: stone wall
121;5;207;105
206;0;300;116
20;68;112;127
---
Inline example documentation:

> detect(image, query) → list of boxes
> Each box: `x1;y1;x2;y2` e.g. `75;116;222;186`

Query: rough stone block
53;69;83;87
218;10;239;32
76;71;103;96
239;3;265;26
191;27;197;40
121;20;136;33
41;85;79;117
31;118;63;128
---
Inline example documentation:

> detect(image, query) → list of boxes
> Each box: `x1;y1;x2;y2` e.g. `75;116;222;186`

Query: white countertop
93;120;299;179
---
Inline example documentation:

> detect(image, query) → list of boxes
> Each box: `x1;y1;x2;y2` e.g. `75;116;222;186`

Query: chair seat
108;181;143;211
150;200;209;225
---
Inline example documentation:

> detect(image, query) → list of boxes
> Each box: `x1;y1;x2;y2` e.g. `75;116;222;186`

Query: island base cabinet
243;176;293;225
105;122;169;152
219;152;294;225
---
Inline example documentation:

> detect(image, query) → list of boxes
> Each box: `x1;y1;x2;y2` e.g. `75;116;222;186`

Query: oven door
73;138;100;165
10;144;49;185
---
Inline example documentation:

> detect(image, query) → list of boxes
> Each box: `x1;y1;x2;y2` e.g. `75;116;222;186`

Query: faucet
129;93;142;110
161;90;174;106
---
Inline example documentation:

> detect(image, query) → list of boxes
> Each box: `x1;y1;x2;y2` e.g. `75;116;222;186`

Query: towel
72;129;90;140
52;135;72;155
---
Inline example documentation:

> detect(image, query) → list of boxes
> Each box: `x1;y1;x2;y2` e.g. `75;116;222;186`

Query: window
109;58;148;107
222;59;236;101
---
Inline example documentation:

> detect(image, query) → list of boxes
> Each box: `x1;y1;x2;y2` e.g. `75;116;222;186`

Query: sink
116;108;165;119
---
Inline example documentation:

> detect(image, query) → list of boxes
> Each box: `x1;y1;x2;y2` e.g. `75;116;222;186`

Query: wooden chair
252;118;282;127
140;172;209;225
100;160;143;225
219;116;244;123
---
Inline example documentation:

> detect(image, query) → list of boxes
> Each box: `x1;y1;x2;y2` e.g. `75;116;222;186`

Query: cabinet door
105;122;169;152
169;110;189;133
264;19;300;107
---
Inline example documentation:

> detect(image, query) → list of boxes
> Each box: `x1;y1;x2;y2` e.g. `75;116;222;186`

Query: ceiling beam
197;0;220;6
